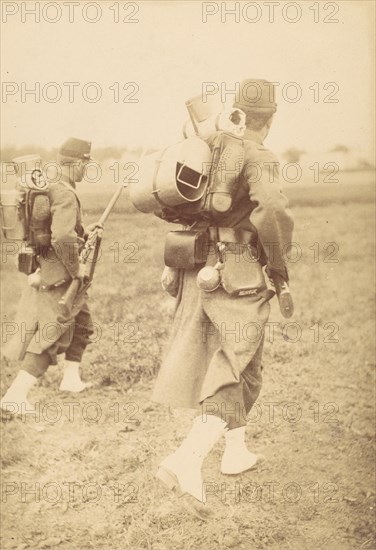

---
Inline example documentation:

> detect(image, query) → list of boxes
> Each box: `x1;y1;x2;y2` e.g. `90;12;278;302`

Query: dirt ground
0;186;375;550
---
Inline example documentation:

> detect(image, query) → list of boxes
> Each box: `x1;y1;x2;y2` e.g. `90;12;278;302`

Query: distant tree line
1;143;374;169
0;145;143;164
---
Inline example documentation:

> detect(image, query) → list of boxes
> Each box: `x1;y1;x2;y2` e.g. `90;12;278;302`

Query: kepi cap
233;79;277;113
58;137;93;161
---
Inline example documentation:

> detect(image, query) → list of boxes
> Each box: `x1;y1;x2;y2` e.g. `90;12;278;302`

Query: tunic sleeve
244;145;294;280
49;186;80;278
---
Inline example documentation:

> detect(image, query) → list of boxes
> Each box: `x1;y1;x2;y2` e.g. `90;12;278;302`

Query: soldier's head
57;137;93;183
233;79;277;139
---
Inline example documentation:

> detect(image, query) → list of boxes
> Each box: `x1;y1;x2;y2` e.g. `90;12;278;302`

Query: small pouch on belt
220;245;266;296
164;230;209;270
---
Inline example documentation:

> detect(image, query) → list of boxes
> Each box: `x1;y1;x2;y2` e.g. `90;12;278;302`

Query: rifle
263;267;294;319
57;184;124;320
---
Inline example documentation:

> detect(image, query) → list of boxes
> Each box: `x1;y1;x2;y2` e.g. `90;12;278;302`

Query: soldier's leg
59;303;94;392
241;344;264;416
156;414;227;512
221;340;265;474
0;351;50;414
201;337;264;428
201;338;265;474
201;382;248;429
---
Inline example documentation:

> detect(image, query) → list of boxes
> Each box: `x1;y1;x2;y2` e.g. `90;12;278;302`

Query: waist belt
208;226;254;245
40;278;70;291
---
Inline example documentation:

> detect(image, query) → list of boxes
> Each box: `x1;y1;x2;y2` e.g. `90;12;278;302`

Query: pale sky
1;0;375;155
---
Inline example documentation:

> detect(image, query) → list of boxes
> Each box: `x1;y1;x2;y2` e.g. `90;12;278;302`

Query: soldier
1;138;96;414
153;79;294;513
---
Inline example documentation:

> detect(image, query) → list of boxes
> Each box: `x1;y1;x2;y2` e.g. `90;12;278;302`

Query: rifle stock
58;278;81;319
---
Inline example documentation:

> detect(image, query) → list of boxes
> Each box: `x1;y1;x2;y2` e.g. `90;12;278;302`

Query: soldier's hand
265;266;289;286
85;222;103;238
28;268;41;289
263;266;294;318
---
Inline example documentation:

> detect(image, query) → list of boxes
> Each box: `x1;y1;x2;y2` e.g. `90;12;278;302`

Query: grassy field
0;176;375;550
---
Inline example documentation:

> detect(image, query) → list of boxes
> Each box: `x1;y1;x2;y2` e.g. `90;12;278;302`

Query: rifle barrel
98;185;123;226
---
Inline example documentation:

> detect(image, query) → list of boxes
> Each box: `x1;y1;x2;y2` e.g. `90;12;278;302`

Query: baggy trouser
22;303;94;378
201;337;264;429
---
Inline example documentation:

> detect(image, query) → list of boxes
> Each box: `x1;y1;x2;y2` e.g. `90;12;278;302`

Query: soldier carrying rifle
1;138;103;414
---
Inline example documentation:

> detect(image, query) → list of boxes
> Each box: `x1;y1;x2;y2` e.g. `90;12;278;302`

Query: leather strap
208;226;254;244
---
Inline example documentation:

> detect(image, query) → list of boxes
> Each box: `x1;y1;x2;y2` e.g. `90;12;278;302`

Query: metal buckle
176;163;203;190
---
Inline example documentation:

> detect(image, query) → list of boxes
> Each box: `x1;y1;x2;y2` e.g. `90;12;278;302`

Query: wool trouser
201;337;264;430
22;304;94;378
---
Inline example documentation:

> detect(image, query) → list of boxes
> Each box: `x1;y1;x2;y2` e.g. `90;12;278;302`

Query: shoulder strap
203;132;245;216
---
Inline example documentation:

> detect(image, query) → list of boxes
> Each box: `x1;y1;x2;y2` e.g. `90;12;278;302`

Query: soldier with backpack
1;138;97;414
130;79;294;516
